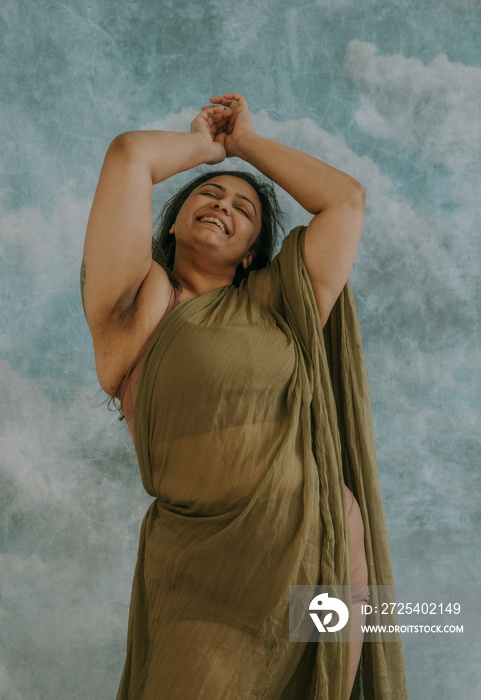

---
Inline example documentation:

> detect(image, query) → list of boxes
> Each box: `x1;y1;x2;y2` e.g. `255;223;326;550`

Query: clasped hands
191;92;255;164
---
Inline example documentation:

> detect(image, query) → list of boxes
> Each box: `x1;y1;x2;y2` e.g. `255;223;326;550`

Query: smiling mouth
198;216;229;235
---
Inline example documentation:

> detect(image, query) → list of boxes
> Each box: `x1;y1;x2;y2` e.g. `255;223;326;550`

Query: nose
212;199;230;215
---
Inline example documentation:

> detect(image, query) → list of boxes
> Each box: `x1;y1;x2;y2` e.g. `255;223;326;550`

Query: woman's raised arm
81;110;229;336
208;93;365;327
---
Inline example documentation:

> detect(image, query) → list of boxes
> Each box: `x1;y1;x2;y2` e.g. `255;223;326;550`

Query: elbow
337;180;365;215
348;179;366;208
315;179;366;215
107;131;141;161
110;131;136;148
104;132;151;178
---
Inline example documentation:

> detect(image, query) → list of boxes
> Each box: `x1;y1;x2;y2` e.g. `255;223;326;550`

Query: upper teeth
199;216;227;234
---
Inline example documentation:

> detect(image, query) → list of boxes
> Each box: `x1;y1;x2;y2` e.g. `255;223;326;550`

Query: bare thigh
343;484;369;592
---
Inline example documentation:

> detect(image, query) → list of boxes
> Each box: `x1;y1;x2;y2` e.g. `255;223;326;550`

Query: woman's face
171;175;262;272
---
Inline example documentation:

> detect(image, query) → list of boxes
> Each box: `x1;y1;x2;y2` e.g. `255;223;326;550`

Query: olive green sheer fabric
117;226;407;699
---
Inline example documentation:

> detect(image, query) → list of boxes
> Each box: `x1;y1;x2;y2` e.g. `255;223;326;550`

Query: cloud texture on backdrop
1;1;480;698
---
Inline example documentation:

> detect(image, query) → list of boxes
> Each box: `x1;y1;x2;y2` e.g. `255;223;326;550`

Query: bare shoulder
92;260;174;396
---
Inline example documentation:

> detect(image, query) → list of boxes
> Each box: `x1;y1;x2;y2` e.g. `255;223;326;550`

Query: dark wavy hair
152;170;283;289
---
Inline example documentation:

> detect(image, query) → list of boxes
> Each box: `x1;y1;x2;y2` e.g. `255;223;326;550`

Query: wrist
231;131;264;162
190;130;226;165
187;131;211;163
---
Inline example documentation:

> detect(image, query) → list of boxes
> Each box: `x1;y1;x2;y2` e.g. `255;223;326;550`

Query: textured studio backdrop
1;0;480;698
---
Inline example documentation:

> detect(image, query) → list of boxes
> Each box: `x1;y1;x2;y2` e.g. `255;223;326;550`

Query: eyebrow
199;182;258;216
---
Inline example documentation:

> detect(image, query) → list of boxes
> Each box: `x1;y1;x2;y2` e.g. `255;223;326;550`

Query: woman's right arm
81;108;229;393
82;121;226;333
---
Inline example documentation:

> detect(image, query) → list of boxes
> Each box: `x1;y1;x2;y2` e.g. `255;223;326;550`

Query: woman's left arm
208;94;365;327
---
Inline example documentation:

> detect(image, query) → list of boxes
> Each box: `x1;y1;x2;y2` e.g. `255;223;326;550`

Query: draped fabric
116;226;407;699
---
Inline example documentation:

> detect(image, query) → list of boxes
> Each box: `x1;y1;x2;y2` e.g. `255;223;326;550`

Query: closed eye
200;190;247;215
197;185;255;220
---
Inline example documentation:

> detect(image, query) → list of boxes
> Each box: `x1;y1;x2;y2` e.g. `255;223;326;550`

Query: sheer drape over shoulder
116;226;407;700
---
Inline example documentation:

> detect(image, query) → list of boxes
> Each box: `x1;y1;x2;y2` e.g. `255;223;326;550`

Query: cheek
249;223;262;248
237;227;258;252
173;204;194;231
240;214;259;238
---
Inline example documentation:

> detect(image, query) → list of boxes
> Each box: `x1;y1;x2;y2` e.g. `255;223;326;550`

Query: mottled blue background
1;0;480;697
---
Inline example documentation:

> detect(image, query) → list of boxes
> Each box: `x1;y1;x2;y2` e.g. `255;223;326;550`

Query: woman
82;94;406;699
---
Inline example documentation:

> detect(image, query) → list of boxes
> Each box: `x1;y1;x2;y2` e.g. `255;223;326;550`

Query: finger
212;109;232;123
214;132;226;145
205;114;219;130
201;111;226;128
210;93;246;104
201;105;230;112
199;112;213;126
208;98;233;109
195;111;212;121
201;108;232;121
196;113;218;138
205;99;232;110
210;93;244;100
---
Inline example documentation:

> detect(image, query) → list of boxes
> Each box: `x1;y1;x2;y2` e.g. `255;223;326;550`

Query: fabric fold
274;227;407;698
